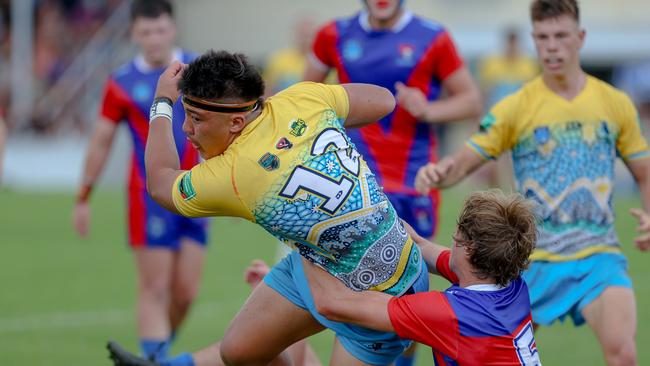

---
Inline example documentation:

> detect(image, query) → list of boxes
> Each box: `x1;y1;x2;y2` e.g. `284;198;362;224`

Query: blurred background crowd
0;0;649;189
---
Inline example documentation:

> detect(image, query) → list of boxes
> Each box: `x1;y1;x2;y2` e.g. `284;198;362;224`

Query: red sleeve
312;21;338;68
436;250;460;283
100;78;129;124
430;31;463;81
388;292;459;357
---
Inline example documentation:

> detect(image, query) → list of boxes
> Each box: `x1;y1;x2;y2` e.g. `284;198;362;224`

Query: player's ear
230;114;246;133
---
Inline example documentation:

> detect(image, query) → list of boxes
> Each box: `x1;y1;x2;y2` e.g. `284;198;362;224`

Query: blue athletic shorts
523;253;632;326
265;251;429;365
386;193;437;238
128;193;209;250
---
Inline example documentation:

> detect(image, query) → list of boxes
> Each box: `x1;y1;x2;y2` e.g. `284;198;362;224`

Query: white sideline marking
0;299;239;334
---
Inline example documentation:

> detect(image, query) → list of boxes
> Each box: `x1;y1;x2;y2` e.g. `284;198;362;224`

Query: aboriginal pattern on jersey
253;109;421;295
513;119;619;256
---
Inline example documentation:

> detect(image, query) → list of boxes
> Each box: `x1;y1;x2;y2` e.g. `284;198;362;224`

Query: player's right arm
342;83;395;128
415;93;518;193
73;75;127;238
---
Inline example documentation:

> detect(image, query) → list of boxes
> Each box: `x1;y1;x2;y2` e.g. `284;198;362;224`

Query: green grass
0;187;647;365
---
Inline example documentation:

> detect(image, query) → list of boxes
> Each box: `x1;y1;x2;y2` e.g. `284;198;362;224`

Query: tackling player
304;190;541;365
108;50;429;366
415;1;650;365
72;1;208;362
305;0;481;241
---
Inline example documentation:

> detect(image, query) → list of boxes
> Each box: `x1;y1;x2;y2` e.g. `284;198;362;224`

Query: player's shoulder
110;60;136;81
587;74;633;104
411;14;448;34
180;49;199;63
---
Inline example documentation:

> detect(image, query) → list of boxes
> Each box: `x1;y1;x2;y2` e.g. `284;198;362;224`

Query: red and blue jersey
388;251;541;365
99;50;201;245
311;10;463;195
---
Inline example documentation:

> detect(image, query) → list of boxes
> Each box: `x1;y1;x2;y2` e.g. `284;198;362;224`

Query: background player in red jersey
304;0;481;241
304;190;541;365
72;1;208;362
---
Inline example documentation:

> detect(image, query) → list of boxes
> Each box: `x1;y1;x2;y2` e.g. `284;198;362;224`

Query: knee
139;276;171;303
604;340;637;366
220;336;273;366
171;280;199;308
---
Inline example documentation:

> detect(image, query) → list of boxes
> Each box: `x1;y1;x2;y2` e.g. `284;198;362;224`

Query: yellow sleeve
616;93;650;161
171;157;249;218
466;94;518;160
289;82;350;122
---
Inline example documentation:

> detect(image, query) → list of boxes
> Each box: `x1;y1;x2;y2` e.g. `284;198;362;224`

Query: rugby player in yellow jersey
415;1;650;365
108;50;429;366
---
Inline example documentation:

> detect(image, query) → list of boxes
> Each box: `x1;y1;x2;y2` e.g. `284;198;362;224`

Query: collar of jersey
358;9;413;33
134;48;183;73
464;283;506;292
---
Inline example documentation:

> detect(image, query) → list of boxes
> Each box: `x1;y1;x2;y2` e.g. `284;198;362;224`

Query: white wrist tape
149;98;173;123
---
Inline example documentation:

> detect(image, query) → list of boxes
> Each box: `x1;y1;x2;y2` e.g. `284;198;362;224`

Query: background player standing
304;0;481;242
72;1;208;362
415;1;650;365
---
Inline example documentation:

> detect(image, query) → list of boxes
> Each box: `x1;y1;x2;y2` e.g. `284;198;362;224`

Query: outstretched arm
403;222;450;276
303;259;395;333
145;61;186;213
415;145;486;193
626;157;650;250
341;83;395;129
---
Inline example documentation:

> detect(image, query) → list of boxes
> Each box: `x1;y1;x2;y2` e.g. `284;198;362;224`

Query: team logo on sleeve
178;172;196;201
289;119;307;137
275;137;293;150
258;152;280;171
479;113;496;133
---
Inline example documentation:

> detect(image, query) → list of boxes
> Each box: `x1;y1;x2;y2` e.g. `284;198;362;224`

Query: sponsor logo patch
258;152;280;171
289;119;307;137
178;172;196;201
275;137;293;150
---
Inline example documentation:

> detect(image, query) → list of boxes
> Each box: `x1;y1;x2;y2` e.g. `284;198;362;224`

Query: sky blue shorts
523;252;632;326
265;250;429;365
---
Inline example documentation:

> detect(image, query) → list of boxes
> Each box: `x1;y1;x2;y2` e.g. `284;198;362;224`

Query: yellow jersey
172;82;422;294
468;75;649;261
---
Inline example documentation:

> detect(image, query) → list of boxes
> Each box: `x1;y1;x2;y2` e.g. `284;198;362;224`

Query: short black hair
130;0;173;22
179;50;265;102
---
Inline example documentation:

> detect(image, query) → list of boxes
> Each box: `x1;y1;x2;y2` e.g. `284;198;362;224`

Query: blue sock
160;353;195;366
140;339;171;362
395;353;416;366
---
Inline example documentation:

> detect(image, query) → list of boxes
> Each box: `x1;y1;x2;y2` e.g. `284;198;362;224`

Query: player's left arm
403;221;449;276
303;259;395;332
617;93;650;250
145;61;186;214
395;32;482;123
626;157;650;250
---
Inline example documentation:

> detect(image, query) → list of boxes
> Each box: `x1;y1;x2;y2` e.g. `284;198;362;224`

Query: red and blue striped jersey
100;50;199;194
388;251;541;365
311;11;463;194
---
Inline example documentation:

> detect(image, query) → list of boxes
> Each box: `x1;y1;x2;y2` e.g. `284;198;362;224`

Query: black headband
182;95;259;113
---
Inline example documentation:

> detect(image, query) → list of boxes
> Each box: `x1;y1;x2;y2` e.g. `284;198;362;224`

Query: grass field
0;187;647;365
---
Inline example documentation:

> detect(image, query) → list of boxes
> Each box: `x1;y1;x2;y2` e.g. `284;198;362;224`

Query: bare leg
190;282;325;366
243;260;323;366
329;337;376;366
169;239;205;332
582;287;637;366
135;248;174;340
